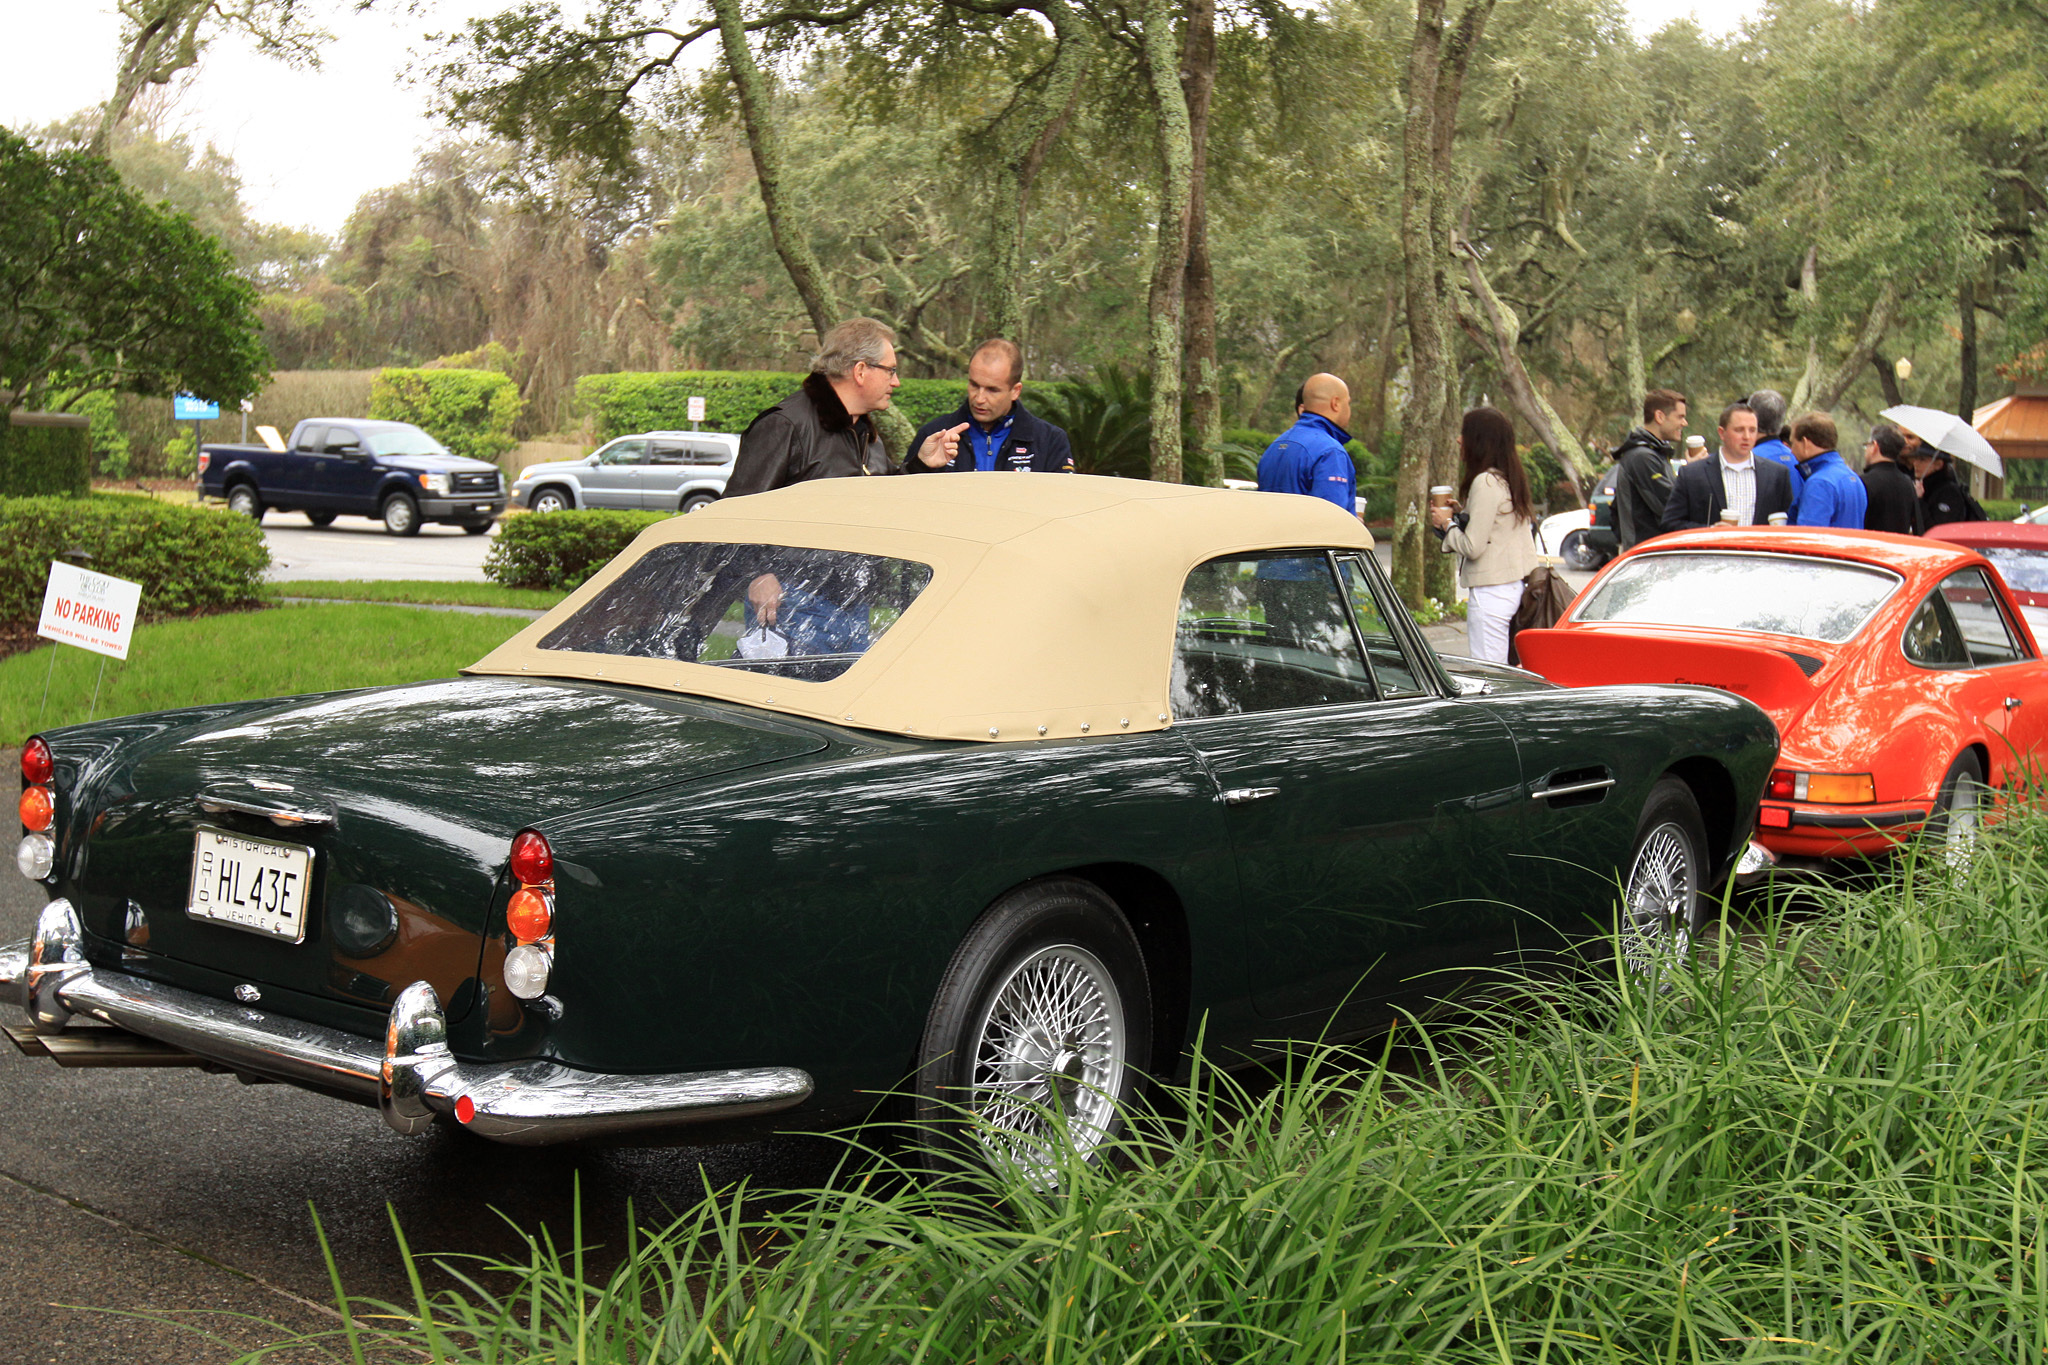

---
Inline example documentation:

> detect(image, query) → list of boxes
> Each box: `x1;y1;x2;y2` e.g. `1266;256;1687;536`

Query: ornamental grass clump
243;811;2048;1363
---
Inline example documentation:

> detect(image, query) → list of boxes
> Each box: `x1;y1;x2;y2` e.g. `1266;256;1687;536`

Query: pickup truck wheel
381;492;421;537
226;484;263;521
304;511;335;528
912;877;1151;1180
460;520;492;536
530;486;572;514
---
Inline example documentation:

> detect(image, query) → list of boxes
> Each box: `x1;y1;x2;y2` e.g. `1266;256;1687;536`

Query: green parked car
4;477;1776;1171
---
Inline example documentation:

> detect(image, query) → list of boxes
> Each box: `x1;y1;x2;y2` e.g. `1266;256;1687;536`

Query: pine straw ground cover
237;816;2048;1364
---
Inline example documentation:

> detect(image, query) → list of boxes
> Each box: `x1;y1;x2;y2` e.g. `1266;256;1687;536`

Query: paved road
0;830;844;1360
259;511;500;583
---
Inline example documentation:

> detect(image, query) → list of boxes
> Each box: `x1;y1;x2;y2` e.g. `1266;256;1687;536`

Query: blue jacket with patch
904;400;1074;473
1256;413;1356;513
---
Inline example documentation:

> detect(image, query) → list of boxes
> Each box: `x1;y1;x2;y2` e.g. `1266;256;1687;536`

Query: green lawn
263;579;568;610
2;603;530;742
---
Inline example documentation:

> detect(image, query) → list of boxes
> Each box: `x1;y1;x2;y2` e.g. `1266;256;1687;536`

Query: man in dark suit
1660;401;1795;533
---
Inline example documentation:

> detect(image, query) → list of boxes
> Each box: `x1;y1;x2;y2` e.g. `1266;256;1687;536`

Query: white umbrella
1879;404;2005;478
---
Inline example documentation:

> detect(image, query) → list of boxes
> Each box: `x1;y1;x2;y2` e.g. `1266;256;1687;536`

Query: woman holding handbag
1429;406;1537;664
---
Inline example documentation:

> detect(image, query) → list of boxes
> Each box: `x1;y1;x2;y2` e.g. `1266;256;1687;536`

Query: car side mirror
585;454;601;466
335;444;364;457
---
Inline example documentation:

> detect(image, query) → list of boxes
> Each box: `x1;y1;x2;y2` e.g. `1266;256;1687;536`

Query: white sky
0;0;1767;239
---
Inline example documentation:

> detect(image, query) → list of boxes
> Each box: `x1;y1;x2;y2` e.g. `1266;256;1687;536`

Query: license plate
187;827;315;943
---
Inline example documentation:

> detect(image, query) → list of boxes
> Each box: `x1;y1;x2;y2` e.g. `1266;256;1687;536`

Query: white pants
1465;581;1522;664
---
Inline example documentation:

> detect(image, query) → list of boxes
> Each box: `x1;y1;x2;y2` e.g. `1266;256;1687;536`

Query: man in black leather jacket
728;318;956;496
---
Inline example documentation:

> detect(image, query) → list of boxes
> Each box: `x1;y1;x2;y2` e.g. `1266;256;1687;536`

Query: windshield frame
1569;549;1905;644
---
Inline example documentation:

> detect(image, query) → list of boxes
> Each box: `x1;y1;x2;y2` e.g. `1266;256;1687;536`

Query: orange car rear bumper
1755;801;1932;858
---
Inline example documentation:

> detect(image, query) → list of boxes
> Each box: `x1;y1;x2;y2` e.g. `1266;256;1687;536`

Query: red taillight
507;887;553;943
1766;769;1796;801
509;829;553;886
197;451;210;475
455;1094;476;1124
20;787;53;832
1758;806;1791;829
21;738;53;786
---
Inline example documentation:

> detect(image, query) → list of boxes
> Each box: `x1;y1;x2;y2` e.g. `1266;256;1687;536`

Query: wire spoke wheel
968;944;1127;1172
1615;777;1706;983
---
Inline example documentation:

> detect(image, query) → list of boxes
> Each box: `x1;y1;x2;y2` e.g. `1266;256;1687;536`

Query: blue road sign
173;394;220;421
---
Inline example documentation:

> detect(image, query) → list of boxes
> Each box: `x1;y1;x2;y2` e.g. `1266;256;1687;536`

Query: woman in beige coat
1428;406;1537;664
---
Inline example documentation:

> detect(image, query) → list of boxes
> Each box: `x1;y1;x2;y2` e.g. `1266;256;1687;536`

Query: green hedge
0;496;269;626
1;416;91;498
370;367;524;461
482;509;670;590
576;371;1079;444
1983;498;2027;521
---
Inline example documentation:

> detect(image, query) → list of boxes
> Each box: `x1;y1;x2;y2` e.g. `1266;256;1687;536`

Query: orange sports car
1515;528;2048;867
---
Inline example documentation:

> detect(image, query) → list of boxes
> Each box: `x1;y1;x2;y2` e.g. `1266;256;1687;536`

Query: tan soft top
466;474;1374;742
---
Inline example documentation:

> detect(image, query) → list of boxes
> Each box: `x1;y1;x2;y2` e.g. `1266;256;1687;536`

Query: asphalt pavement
0;818;847;1360
258;510;499;583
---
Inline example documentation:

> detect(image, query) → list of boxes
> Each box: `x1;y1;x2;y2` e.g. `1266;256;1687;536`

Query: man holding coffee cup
1660;400;1795;531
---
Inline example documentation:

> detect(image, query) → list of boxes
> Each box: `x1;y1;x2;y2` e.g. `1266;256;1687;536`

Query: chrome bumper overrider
0;900;813;1145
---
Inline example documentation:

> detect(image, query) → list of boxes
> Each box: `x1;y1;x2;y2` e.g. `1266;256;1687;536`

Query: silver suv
512;431;740;514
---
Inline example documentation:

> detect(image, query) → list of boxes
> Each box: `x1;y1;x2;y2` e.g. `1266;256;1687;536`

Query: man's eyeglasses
861;361;900;377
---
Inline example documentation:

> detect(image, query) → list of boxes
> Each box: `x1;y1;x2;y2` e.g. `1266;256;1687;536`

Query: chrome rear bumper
0;900;812;1145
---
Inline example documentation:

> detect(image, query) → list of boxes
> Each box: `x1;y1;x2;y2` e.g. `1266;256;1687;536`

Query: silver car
512;432;740;514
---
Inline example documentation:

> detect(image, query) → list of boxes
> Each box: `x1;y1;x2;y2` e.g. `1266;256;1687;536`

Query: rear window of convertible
1573;551;1899;643
538;543;934;682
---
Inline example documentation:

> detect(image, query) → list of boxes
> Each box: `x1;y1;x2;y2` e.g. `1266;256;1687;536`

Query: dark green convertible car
4;476;1776;1168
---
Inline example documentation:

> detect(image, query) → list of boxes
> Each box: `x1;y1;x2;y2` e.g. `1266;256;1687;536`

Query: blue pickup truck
198;418;507;536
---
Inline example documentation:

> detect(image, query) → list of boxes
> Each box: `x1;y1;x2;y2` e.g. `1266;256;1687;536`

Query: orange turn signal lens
18;786;52;832
1803;772;1876;805
506;886;553;944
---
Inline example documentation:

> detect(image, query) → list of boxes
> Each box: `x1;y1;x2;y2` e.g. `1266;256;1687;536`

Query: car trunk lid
1513;627;1829;733
73;678;826;1024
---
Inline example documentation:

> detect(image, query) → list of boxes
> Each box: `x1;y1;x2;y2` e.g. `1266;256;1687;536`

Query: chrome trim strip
1529;777;1618;801
2;930;814;1143
1219;786;1279;806
194;795;335;827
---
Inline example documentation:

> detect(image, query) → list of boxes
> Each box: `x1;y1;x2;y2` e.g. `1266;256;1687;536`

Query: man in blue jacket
1256;373;1358;517
1788;412;1868;529
905;338;1075;474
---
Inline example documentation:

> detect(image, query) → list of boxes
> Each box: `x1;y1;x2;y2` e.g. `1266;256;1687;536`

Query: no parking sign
38;562;142;661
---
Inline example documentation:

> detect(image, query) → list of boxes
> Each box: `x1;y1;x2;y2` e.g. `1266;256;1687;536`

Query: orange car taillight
503;828;555;1000
1767;769;1875;804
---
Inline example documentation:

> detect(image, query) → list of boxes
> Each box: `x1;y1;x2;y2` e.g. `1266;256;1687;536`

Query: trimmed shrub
1983;498;2026;521
483;509;670;590
575;371;1079;446
1;415;91;497
0;496;268;626
370;367;524;462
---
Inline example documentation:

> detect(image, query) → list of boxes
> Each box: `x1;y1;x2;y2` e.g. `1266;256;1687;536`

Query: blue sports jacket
1792;449;1868;529
1256;413;1356;513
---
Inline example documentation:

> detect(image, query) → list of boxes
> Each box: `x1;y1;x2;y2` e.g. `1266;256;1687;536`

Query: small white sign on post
38;562;143;661
687;395;707;423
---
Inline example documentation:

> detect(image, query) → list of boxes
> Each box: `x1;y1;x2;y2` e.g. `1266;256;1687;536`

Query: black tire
1927;751;1986;870
1617;776;1707;978
530;486;573;514
912;878;1152;1175
303;511;335;528
1560;528;1605;572
460;520;493;536
381;492;421;537
680;492;717;515
225;483;264;522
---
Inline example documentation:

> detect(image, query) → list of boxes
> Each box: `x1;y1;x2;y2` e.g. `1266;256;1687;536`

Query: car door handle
1529;777;1617;802
2007;696;2023;711
1219;787;1279;806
